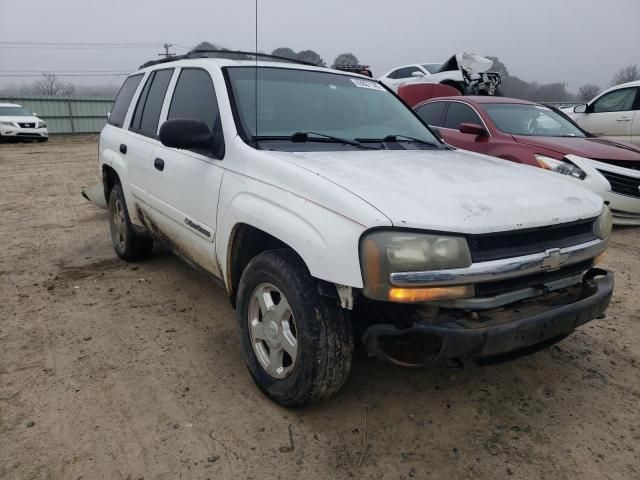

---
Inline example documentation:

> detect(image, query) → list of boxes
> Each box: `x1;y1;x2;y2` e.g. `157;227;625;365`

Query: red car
413;96;640;225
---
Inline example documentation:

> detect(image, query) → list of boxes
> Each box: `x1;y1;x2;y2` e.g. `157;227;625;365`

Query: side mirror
459;123;488;136
159;119;214;150
106;111;111;120
411;71;426;78
573;104;587;114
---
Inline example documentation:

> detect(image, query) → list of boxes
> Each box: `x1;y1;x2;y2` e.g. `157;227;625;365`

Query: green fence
0;95;114;134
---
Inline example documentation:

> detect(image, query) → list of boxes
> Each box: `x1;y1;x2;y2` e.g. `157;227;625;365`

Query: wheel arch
225;223;307;307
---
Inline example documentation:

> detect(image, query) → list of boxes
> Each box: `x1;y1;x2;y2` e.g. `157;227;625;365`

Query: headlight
535;155;586;180
593;205;613;239
37;121;46;129
360;231;473;302
0;121;16;127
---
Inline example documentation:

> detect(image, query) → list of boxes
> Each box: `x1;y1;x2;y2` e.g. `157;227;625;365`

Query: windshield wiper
382;134;440;147
252;132;379;149
291;131;363;147
356;134;440;148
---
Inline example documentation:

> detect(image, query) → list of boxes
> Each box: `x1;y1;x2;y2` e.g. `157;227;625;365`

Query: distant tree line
3;41;638;103
487;56;639;102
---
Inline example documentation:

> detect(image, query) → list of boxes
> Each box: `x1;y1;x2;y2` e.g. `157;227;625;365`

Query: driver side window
442;103;483;130
592;88;638;113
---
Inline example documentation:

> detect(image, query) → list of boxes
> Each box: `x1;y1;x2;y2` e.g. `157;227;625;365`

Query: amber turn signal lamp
388;285;474;303
593;252;606;266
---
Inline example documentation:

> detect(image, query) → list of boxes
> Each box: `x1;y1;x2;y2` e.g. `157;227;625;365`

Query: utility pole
158;43;175;58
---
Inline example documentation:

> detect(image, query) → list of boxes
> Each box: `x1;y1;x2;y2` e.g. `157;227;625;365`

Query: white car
0;103;48;142
379;53;500;95
91;51;613;407
564;80;640;147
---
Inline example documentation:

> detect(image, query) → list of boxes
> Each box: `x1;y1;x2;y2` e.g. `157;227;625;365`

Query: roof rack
331;64;373;77
138;49;318;69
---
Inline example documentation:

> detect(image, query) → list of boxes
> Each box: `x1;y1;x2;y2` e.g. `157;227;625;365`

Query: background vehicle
94;51;612;407
0;103;48;142
415;96;640;225
564;80;640;146
379;53;501;95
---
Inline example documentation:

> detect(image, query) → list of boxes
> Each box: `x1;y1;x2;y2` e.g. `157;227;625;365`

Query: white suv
0;103;48;142
96;52;614;406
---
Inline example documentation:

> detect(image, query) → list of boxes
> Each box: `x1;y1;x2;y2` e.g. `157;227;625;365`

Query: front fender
216;173;367;289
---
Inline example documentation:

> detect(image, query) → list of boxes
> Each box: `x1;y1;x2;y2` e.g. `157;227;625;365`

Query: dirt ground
1;135;639;480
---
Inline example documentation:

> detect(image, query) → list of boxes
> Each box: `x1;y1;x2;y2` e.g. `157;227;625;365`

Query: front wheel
236;249;353;407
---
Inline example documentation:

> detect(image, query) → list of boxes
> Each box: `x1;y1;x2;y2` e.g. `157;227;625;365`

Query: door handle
119;144;127;154
616;117;632;122
154;158;165;171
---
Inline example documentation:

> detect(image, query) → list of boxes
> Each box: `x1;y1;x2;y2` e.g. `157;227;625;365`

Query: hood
0;115;40;124
513;135;640;161
279;148;602;234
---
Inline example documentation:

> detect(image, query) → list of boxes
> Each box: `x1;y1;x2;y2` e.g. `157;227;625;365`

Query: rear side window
168;69;220;133
130;69;173;137
443;102;483;129
415;102;446;126
108;74;143;128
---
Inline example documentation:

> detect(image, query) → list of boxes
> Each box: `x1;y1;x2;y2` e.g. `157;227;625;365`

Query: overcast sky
1;0;639;92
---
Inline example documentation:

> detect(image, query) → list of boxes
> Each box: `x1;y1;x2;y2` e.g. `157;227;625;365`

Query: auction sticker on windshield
350;78;385;91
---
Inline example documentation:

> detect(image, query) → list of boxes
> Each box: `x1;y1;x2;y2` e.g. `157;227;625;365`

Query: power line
0;41;159;46
0;73;129;77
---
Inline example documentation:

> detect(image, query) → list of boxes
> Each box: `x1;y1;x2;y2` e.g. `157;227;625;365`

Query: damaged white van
94;50;613;406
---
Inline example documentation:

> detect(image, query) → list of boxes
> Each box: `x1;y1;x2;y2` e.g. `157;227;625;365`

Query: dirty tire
236;249;354;407
37;137;48;142
108;184;153;262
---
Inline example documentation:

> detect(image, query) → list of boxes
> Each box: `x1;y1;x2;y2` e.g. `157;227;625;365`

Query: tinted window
592;88;637;113
387;69;402;80
415;102;446;126
108;74;143;128
443;102;482;129
129;74;152;131
168;69;220;133
130;69;173;137
422;64;442;74
395;67;422;79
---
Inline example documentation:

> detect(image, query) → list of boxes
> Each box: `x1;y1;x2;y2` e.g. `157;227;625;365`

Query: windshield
422;64;442;74
0;106;32;117
483;103;586;137
225;67;439;149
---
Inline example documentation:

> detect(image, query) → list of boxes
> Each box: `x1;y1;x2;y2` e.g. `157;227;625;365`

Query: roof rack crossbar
138;49;318;69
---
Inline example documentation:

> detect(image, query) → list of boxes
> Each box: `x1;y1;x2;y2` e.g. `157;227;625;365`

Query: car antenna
254;0;258;140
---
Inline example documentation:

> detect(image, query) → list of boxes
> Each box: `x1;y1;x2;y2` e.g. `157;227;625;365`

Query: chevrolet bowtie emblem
541;248;564;271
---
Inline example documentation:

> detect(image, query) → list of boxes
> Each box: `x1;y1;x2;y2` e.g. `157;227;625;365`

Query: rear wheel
236;249;353;407
108;184;153;261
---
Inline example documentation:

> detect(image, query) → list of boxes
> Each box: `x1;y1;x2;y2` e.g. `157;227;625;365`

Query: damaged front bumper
362;268;613;367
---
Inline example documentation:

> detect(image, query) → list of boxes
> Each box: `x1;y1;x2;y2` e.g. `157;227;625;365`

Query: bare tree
30;73;75;96
612;65;640;86
577;83;600;102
